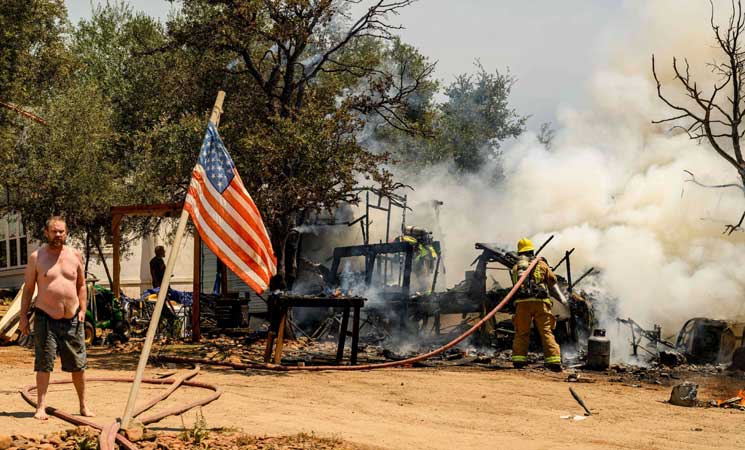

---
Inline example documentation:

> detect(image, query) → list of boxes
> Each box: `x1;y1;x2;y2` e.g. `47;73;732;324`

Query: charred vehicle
676;318;745;364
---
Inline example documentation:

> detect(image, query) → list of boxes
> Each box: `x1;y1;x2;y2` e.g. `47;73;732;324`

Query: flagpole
120;91;226;429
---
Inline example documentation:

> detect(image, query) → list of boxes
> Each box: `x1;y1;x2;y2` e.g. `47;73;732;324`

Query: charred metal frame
675;317;745;364
329;240;442;298
328;240;441;333
616;317;675;357
350;186;409;285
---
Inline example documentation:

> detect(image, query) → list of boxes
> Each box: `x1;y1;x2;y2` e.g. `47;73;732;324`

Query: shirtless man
19;216;94;420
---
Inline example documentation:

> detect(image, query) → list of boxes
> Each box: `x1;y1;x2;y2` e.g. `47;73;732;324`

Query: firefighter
510;238;562;372
399;226;438;273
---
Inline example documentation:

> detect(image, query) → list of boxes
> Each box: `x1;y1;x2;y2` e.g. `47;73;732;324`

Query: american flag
185;122;277;294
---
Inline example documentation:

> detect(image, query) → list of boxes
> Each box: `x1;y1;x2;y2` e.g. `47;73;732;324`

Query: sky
350;0;630;129
65;0;629;130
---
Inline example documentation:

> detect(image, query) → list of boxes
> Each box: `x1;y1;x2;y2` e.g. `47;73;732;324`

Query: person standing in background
149;245;166;288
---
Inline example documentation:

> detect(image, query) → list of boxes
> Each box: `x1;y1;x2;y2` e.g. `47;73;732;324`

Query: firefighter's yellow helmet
517;238;534;253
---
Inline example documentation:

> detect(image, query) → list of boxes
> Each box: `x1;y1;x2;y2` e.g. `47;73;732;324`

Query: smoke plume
362;0;745;360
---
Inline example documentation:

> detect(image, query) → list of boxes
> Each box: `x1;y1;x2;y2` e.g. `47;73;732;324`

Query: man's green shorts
33;309;87;372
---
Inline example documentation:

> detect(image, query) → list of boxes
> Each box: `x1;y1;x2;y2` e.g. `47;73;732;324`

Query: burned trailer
317;233;594;351
412;242;595;348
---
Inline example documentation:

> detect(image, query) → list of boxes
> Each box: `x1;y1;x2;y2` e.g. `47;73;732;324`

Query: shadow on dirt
0;410;34;418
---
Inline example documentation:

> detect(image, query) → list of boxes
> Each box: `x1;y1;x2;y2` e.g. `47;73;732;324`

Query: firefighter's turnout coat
510;256;561;365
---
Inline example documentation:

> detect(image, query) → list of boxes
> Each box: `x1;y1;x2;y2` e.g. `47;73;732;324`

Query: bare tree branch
302;0;415;83
724;209;745;234
683;169;745;194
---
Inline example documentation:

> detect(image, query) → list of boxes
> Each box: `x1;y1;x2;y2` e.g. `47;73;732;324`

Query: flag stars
197;123;235;194
187;122;275;294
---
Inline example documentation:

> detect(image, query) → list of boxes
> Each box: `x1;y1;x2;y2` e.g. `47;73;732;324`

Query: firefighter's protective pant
511;300;561;365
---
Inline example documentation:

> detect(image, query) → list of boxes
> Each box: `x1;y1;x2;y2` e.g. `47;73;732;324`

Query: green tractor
84;277;130;346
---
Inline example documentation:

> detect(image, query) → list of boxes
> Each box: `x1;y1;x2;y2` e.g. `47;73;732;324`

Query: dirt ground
2;344;745;450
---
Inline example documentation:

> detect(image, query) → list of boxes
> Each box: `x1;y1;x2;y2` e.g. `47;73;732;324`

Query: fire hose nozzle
551;284;567;305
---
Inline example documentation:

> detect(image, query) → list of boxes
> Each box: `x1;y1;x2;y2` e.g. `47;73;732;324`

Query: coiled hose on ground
20;374;222;450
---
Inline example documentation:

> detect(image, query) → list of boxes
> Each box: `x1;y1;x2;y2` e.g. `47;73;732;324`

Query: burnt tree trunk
93;235;114;289
84;230;91;275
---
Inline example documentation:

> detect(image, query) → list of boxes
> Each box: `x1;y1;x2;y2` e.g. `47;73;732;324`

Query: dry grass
156;430;370;450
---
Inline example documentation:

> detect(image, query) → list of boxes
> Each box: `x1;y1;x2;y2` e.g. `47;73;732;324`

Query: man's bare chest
37;252;77;282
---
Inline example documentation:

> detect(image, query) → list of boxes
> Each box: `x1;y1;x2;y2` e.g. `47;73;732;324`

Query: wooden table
263;295;366;365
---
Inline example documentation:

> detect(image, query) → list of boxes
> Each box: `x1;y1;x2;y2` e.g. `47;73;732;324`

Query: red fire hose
20;375;222;450
160;258;540;371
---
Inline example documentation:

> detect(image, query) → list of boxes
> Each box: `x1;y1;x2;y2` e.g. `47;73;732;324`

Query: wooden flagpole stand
120;91;225;429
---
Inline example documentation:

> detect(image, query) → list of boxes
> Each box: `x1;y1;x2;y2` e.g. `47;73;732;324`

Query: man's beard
48;238;64;248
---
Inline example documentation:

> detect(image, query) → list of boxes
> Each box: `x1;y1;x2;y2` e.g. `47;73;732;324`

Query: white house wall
86;227;195;298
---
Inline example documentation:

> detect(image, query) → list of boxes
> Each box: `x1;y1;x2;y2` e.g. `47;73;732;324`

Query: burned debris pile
6;185;744;381
282;234;597;359
147;214;745;376
612;315;745;371
666;381;745;410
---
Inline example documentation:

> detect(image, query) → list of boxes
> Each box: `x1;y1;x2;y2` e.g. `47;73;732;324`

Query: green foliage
440;64;526;171
0;0;71;107
8;78;121;241
72;428;98;450
72;1;169;133
0;0;74;208
130;113;205;203
379;62;527;174
65;1;207;244
537;122;555;150
180;408;210;446
237;101;391;234
0;0;130;269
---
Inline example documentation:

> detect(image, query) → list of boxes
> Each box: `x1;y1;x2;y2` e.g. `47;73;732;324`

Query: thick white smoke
372;0;745;357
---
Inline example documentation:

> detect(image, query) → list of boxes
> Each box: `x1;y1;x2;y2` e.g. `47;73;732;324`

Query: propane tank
586;328;611;370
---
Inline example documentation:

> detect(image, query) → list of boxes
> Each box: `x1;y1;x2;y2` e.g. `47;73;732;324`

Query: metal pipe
551;248;575;271
535;235;554;256
566;251;573;293
570;267;595;290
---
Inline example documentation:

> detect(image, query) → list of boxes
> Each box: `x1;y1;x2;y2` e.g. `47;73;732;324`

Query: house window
0;214;28;269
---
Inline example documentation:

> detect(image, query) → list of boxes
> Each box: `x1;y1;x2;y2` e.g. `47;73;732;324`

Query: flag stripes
185;122;276;294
